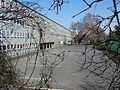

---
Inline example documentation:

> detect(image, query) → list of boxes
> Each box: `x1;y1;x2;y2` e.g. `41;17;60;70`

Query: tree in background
0;0;120;90
70;13;107;43
110;25;120;40
67;0;120;90
70;21;84;30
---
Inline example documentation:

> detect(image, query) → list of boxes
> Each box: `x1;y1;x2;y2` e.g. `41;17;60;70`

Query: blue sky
20;0;120;29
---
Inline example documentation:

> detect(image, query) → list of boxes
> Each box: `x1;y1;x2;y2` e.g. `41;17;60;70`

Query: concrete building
70;29;78;38
0;0;72;57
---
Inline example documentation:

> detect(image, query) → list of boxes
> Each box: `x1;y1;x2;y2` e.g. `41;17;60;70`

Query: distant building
70;30;78;42
70;30;78;37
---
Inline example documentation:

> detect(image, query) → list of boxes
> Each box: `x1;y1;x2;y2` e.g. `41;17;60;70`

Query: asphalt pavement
15;45;109;90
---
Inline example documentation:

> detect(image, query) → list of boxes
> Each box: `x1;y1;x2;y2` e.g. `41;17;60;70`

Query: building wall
0;0;72;57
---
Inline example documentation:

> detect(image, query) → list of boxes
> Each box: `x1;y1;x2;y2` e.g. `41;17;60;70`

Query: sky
20;0;120;29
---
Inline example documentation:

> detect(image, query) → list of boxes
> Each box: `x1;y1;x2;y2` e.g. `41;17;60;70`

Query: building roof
15;0;70;31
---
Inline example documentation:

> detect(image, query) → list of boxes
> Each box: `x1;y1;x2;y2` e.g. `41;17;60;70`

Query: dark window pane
3;45;6;50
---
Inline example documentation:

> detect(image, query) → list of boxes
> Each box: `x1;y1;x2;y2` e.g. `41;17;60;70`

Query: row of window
3;19;33;28
1;1;34;28
0;30;68;39
1;0;10;8
0;30;32;38
0;43;37;51
0;42;54;51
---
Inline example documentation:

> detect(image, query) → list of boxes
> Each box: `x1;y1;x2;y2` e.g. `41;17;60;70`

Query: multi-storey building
0;0;72;57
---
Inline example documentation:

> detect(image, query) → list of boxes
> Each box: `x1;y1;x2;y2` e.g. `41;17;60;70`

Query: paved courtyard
15;45;109;90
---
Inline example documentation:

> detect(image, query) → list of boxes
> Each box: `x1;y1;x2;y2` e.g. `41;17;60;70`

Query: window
22;21;25;27
20;32;22;38
17;32;19;38
3;45;6;50
1;0;10;8
0;30;2;38
33;43;35;46
12;44;16;49
1;0;5;2
3;30;5;37
14;19;16;23
1;0;5;8
23;44;24;48
26;44;28;47
14;32;16;37
7;44;10;49
0;30;5;37
10;20;14;23
20;44;22;48
11;44;13;49
27;33;29;38
0;45;2;51
6;31;10;37
20;20;24;26
6;2;10;8
23;33;24;38
25;33;27;38
17;19;19;24
17;44;19;49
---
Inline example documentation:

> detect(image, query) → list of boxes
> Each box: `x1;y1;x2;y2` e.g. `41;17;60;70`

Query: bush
96;43;107;50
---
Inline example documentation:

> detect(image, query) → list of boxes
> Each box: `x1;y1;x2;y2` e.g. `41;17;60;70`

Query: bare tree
69;0;120;90
0;0;70;89
70;21;84;30
65;0;120;90
0;0;120;90
70;13;107;44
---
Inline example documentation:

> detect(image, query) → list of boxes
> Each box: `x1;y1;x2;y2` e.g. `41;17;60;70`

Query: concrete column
44;43;46;49
50;43;52;48
47;43;49;48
